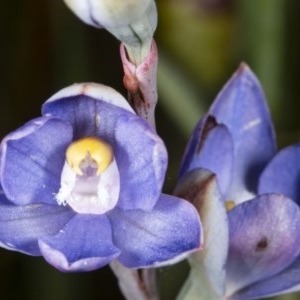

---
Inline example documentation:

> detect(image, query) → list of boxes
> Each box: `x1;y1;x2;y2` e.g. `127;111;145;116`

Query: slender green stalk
157;53;206;138
239;0;285;126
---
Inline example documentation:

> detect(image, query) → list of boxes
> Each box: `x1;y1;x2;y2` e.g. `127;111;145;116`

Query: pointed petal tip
232;62;258;84
237;62;250;73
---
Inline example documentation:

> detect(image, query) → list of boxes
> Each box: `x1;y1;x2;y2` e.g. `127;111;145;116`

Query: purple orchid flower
0;82;201;272
175;64;300;299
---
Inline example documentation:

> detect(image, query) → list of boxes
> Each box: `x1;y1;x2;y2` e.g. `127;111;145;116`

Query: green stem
157;53;206;138
240;0;285;126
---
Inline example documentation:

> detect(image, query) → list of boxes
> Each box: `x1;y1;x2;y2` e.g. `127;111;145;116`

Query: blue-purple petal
179;117;233;196
0;117;73;205
108;194;201;268
231;257;300;300
226;194;300;297
259;143;300;205
42;94;133;141
210;64;276;200
39;214;120;272
0;197;74;256
179;117;205;177
114;114;167;210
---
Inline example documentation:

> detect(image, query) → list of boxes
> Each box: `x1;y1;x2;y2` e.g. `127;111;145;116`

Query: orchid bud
64;0;157;65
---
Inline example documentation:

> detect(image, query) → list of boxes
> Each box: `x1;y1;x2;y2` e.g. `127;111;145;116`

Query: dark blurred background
1;0;300;299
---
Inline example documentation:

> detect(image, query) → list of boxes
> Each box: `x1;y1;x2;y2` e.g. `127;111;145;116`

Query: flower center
66;137;113;176
56;137;120;214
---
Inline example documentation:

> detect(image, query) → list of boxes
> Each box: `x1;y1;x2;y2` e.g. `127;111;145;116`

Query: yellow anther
66;137;113;176
225;200;235;212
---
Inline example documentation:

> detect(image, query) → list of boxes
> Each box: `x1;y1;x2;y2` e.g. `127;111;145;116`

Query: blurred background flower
1;0;300;299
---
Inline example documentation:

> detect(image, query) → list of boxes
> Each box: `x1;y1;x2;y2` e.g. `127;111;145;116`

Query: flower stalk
111;261;159;300
120;39;158;129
